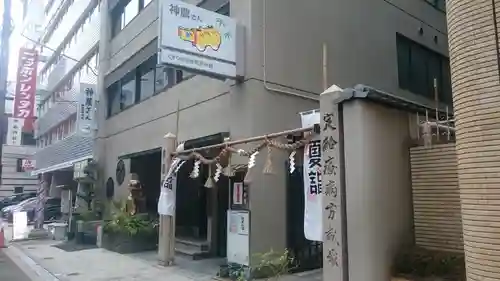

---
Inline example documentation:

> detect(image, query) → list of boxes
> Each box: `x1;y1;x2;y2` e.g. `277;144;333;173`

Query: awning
31;155;93;176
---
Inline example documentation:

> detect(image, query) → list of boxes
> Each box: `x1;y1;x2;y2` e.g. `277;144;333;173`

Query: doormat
52;241;98;252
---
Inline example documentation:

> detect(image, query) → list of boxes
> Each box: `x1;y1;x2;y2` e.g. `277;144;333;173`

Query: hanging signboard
227;210;250;266
6;117;23;146
300;110;322;242
76;83;96;137
13;48;38;131
158;0;245;79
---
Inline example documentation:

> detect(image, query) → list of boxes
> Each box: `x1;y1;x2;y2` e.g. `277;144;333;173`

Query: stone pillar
446;1;500;279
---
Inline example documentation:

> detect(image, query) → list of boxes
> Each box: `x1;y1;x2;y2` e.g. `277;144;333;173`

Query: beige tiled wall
410;143;463;253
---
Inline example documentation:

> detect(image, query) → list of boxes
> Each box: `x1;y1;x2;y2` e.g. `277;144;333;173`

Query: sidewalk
2;225;321;281
5;239;206;281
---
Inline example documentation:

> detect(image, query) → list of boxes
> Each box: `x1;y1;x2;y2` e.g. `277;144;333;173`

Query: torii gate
156;84;424;281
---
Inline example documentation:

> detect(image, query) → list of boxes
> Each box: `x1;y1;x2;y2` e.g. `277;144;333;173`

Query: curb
3;243;60;281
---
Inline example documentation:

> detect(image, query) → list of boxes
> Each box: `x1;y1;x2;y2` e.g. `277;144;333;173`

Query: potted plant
101;200;158;254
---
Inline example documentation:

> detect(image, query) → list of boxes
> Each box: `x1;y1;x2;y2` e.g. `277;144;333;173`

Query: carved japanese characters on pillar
320;92;346;281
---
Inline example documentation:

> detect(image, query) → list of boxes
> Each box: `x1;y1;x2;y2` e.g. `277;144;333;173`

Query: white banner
6;117;23;146
158;158;181;216
76;83;97;137
300;109;323;241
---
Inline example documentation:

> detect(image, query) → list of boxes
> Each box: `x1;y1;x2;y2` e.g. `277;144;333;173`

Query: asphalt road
0;249;31;281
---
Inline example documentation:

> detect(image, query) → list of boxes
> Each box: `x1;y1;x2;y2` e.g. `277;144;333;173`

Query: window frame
424;0;446;13
106;54;189;118
111;0;153;38
396;33;452;105
138;56;157;101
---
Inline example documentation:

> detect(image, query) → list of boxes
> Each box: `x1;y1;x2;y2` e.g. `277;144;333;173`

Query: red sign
13;48;38;131
233;182;243;205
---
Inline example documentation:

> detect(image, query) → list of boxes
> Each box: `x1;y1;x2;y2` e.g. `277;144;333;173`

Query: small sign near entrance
227;210;250;266
233;182;243;205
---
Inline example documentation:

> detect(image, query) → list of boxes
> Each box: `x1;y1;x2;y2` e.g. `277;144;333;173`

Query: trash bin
48;223;68;241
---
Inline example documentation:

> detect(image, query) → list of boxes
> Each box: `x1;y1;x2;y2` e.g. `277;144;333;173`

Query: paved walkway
0;249;31;281
1;224;322;281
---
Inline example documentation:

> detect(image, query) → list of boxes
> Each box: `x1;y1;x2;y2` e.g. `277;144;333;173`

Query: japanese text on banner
13;48;38;131
300;110;323;242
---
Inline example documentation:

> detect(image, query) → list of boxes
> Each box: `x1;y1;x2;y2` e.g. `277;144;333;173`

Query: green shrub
393;246;465;280
102;200;158;236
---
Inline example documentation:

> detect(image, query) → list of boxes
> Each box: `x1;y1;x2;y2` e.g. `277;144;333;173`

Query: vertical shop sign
320;92;347;281
300;110;322;241
6;117;23;145
76;83;96;137
14;48;38;131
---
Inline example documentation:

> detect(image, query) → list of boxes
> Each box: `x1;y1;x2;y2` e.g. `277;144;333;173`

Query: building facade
446;0;500;279
32;0;100;183
0;0;45;198
96;0;449;258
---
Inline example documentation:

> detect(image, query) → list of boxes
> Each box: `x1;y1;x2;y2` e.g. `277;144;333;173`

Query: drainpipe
261;0;319;101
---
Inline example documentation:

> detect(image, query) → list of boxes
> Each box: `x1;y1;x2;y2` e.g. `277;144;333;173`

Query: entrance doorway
286;163;323;272
129;150;162;215
174;132;231;258
175;157;230;257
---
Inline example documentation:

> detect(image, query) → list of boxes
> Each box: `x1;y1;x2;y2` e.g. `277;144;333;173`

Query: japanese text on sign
307;140;322;195
13;48;38;126
169;3;202;22
80;87;94;121
300;110;323;241
320;92;345;280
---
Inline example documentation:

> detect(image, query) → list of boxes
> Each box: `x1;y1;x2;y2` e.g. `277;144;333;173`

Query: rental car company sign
14;48;38;131
158;0;245;79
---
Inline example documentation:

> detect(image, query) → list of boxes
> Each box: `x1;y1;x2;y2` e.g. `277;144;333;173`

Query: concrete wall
0;145;38;198
97;0;446;254
342;100;413;281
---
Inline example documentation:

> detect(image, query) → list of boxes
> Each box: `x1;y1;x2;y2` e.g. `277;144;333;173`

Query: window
21;132;36;146
139;57;156;101
121;73;137;109
122;0;140;28
106;54;186;117
396;34;452;105
216;2;230;16
14;187;23;194
111;0;154;37
108;83;121;116
16;159;23;172
155;66;175;92
425;0;445;12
